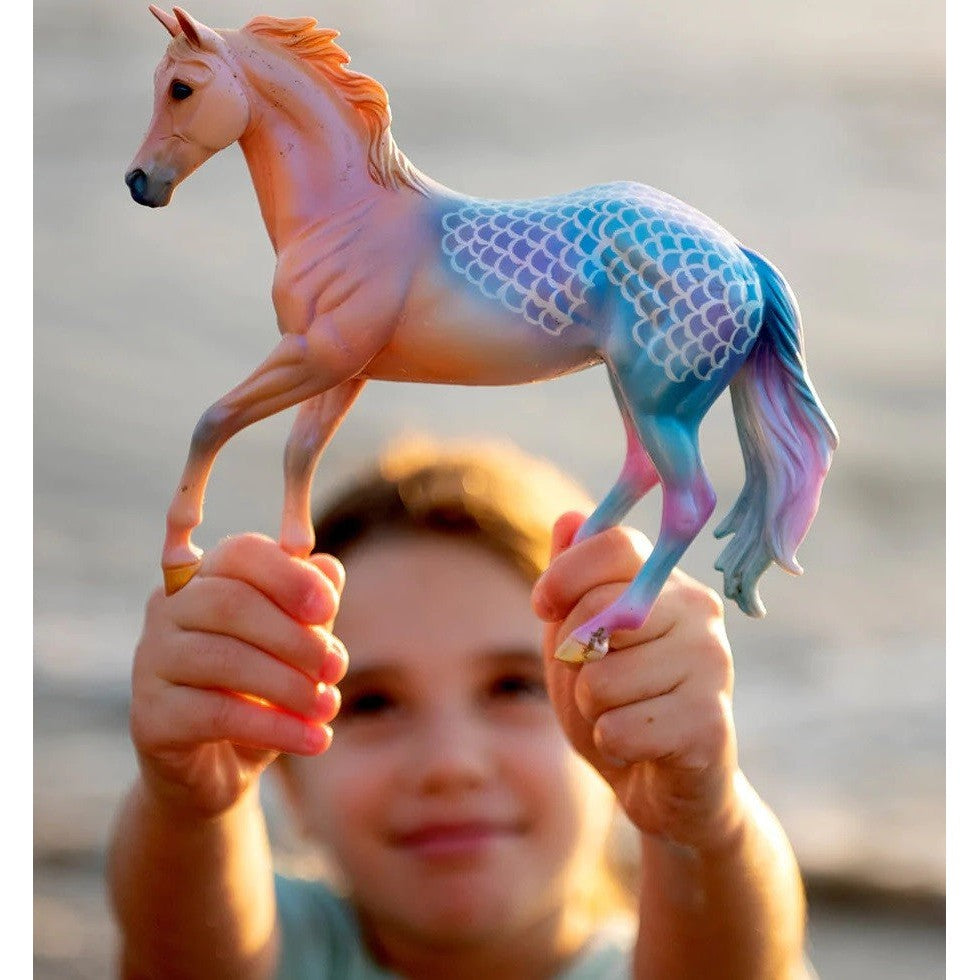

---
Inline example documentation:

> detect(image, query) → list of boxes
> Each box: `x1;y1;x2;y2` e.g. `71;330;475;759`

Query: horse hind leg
556;408;716;663
574;369;661;543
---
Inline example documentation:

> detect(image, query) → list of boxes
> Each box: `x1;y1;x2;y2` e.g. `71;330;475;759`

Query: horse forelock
241;15;426;194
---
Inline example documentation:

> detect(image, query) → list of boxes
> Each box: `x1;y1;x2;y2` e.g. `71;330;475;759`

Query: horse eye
170;80;193;101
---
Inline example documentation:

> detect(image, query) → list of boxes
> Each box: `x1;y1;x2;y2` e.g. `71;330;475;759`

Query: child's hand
532;513;742;851
130;533;348;818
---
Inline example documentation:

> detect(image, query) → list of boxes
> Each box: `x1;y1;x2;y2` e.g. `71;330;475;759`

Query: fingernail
317;631;349;681
308;554;346;597
538;603;557;623
531;588;557;622
328;557;346;596
305;724;332;753
313;684;340;721
315;681;339;707
300;589;324;622
551;512;582;558
550;522;567;560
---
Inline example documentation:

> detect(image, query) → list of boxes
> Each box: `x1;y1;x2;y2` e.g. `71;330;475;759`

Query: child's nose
411;712;493;794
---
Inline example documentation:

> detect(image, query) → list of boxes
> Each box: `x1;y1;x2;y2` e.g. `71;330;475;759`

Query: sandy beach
35;0;945;975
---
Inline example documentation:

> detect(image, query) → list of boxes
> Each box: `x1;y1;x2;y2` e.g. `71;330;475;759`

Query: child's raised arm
107;534;347;979
533;513;809;980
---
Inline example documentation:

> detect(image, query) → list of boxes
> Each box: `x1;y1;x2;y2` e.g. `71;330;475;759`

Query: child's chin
395;881;527;941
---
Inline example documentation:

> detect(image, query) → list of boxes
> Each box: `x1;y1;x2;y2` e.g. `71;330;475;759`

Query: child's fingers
174;576;344;683
148;685;333;757
166;630;344;722
657;568;727;625
550;581;639;652
196;533;340;625
554;578;731;704
532;525;653;622
572;645;690;725
307;552;346;602
591;688;733;772
549;578;676;658
550;511;586;560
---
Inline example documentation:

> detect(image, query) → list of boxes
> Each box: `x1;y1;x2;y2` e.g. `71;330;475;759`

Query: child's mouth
394;821;520;860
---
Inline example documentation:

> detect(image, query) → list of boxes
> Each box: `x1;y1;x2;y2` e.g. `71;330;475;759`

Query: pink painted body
126;7;837;661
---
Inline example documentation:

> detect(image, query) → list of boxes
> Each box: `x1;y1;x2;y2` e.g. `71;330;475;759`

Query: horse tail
713;246;839;617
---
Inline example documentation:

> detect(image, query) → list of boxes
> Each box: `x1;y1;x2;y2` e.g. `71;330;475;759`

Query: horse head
125;6;250;207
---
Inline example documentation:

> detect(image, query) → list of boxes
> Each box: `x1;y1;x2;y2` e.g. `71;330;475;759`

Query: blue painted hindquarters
439;181;764;385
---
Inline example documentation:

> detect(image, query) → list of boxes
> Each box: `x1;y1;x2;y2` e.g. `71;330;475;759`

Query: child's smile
389;817;528;863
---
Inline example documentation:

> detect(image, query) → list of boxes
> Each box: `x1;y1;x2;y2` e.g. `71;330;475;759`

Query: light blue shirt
274;874;633;979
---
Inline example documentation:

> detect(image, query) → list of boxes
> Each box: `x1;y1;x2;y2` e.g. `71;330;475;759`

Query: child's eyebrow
478;646;542;667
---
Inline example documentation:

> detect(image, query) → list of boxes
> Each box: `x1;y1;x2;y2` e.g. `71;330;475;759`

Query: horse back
437;182;765;387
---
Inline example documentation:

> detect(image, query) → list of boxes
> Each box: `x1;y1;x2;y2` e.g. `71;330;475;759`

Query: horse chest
271;233;400;337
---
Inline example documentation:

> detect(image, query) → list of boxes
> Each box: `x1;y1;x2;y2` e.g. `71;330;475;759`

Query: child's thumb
531;513;586;623
550;511;586;560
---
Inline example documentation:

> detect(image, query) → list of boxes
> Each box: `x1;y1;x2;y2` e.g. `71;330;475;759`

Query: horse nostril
125;168;148;202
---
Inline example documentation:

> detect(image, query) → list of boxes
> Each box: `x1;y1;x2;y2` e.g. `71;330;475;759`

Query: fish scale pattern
441;181;764;383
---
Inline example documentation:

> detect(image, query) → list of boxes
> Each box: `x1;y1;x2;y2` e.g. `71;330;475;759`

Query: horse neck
233;38;386;252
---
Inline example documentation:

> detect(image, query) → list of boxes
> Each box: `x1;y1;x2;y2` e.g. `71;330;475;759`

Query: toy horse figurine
126;6;837;663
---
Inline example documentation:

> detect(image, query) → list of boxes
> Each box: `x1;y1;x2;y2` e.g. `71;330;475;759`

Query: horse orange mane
244;15;426;194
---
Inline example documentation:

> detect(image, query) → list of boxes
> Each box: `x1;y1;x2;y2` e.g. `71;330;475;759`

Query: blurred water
35;0;943;936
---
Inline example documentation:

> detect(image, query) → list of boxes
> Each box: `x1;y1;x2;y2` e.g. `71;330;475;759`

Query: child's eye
488;674;547;700
340;689;396;718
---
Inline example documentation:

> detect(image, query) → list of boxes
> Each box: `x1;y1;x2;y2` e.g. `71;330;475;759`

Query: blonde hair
313;436;594;582
309;436;636;922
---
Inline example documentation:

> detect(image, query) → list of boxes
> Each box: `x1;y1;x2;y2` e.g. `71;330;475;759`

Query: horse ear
149;5;180;37
172;7;223;51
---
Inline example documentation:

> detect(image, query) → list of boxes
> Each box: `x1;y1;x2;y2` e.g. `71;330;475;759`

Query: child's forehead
341;644;542;685
333;531;541;675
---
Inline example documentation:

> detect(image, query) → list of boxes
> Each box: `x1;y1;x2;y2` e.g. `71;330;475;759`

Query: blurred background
34;0;945;975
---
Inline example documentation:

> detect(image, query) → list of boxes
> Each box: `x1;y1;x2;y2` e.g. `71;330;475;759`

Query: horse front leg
279;378;367;558
162;329;360;594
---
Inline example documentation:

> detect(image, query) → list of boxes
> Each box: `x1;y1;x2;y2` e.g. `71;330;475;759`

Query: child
108;439;811;979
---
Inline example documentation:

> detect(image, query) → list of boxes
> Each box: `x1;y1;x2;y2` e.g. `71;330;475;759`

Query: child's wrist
689;768;753;857
136;762;262;825
637;768;751;857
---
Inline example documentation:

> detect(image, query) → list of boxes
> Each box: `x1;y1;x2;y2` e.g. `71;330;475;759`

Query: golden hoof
163;562;200;596
554;637;588;664
554;628;609;664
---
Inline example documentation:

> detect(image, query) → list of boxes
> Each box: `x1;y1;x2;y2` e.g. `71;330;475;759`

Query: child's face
280;531;612;947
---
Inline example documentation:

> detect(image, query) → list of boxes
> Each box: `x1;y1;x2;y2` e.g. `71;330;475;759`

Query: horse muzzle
124;167;174;208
